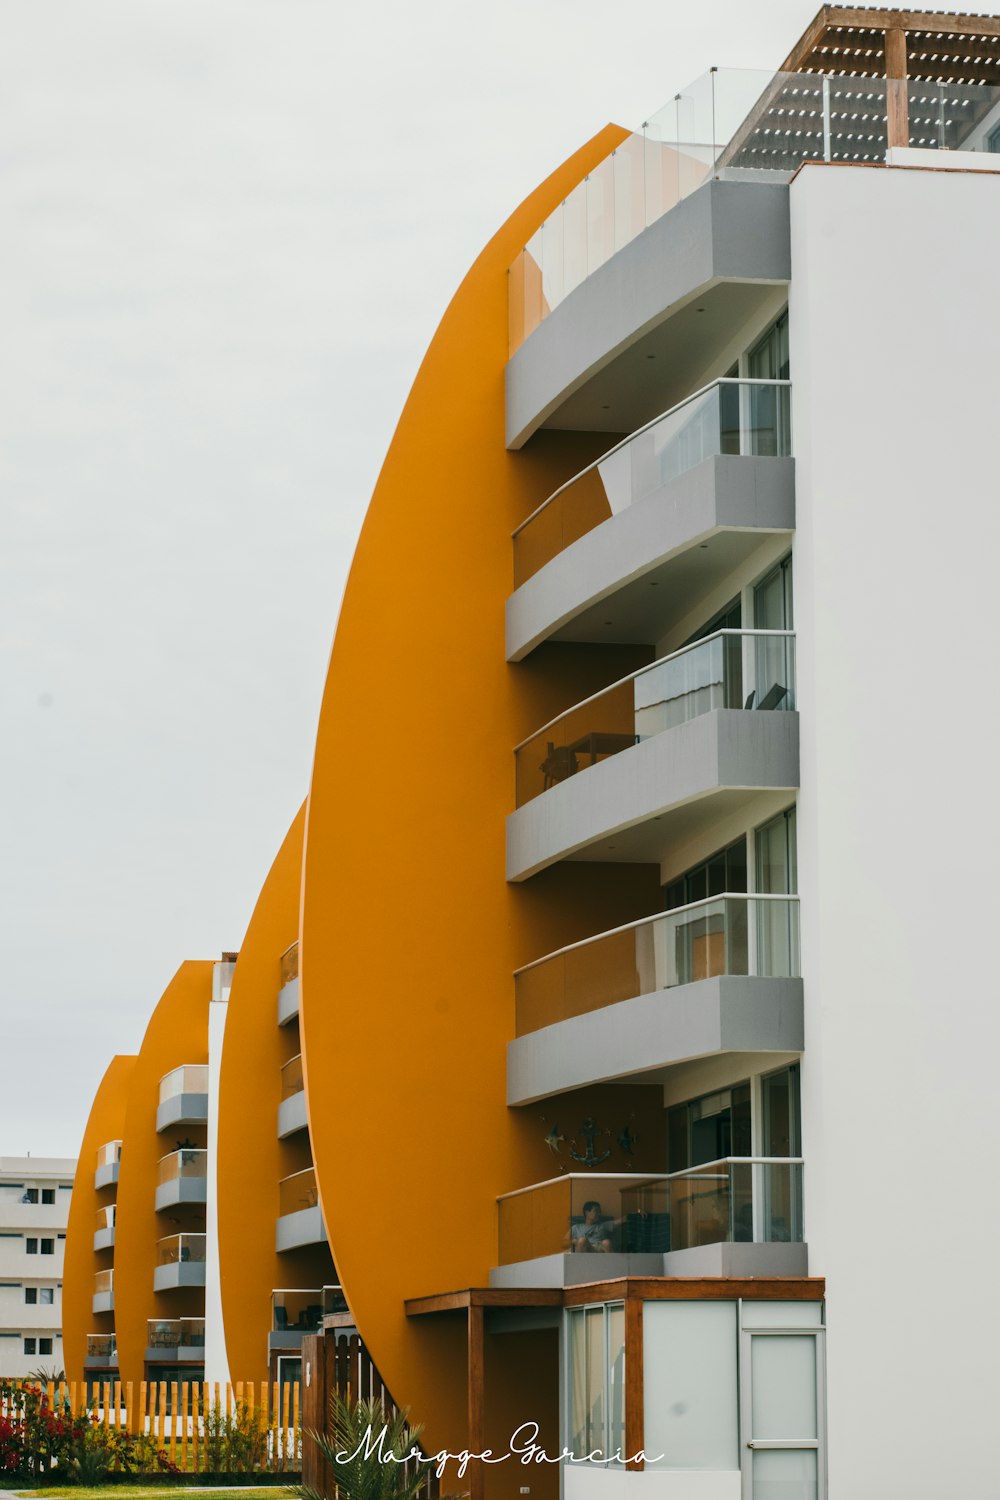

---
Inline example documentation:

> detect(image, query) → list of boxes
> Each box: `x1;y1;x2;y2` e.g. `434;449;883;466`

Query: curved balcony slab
507;708;799;881
490;1252;664;1290
507;975;803;1105
155;1178;207;1212
153;1261;207;1292
94;1162;119;1191
277;1090;308;1139
92;1291;114;1314
506;180;790;449
278;976;300;1025
276;1206;328;1253
156;1092;208;1133
93;1226;115;1252
507;454;795;660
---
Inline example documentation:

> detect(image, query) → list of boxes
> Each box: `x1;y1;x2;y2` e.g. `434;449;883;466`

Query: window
40;1239;54;1256
668;1081;753;1172
23;1338;36;1356
566;1303;626;1464
39;1338;52;1356
25;1239;37;1255
987;122;1000;153
42;1189;55;1206
40;1287;54;1305
662;839;749;983
24;1288;37;1305
22;1189;38;1205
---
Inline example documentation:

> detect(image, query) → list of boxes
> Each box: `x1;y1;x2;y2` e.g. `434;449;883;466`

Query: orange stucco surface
63;1054;136;1385
299;122;672;1457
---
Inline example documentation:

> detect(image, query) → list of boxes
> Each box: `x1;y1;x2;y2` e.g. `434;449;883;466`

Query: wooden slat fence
0;1379;301;1472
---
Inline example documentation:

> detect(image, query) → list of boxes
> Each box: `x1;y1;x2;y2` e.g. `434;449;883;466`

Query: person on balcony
564;1200;615;1253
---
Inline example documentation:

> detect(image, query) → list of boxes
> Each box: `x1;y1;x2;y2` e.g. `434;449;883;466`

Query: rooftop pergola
781;7;1000;86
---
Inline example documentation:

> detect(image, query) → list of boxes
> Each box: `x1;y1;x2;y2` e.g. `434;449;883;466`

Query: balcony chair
756;682;788;711
540;742;577;788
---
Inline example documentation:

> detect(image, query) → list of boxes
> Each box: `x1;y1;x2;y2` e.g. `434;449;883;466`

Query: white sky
0;0;820;1156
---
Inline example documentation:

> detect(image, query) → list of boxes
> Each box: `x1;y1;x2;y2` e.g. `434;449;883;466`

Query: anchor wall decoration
569;1116;611;1167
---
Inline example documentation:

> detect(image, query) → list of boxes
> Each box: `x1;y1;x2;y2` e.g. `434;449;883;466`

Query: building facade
64;6;1000;1497
0;1156;76;1377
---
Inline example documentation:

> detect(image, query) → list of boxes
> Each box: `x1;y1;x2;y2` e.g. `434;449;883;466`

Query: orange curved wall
300;122;674;1457
218;803;333;1384
114;961;213;1394
63;1054;136;1385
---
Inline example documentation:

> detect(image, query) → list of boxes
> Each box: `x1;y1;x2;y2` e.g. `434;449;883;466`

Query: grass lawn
16;1489;300;1498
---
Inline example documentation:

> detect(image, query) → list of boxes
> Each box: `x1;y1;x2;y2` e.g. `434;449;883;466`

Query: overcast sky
0;0;819;1157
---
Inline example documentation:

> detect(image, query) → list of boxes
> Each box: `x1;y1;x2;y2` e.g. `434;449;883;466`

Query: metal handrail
511;377;793;538
514;889;800;977
512;627;794;753
497;1157;804;1201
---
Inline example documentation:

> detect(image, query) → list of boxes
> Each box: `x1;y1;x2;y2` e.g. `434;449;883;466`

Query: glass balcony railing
496;1160;802;1264
509;66;1000;352
272;1289;323;1334
280;941;299;987
278;1167;318;1218
147;1317;205;1349
280;1054;304;1100
94;1206;115;1233
95;1141;121;1170
157;1148;207;1185
156;1233;207;1266
515;629;794;807
512;380;791;585
515;893;800;1035
158;1064;208;1104
323;1284;348;1316
86;1334;116;1360
94;1269;114;1294
509;67;774;352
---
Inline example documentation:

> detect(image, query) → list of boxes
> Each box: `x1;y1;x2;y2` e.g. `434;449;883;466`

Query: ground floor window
565;1302;625;1464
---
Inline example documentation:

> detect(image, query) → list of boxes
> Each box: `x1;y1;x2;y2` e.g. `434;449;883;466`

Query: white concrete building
0;1156;76;1376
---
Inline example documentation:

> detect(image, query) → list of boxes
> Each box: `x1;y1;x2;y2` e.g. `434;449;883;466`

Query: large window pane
568;1309;587;1459
752;1448;818;1499
585;1307;605;1455
643;1301;738;1469
607;1304;625;1464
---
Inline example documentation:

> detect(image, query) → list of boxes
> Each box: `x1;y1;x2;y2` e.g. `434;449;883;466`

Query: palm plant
304;1392;432;1500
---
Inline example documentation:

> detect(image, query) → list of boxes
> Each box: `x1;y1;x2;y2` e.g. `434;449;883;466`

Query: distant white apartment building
0;1156;76;1376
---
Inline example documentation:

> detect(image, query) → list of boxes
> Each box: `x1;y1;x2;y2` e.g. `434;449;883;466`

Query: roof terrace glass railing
514;628;795;808
95;1141;121;1169
509;67;773;352
86;1334;116;1360
280;941;299;987
272;1289;323;1333
147;1317;206;1348
512;379;791;585
278;1167;319;1217
157;1148;207;1185
280;1054;304;1100
515;893;800;1036
510;68;1000;352
158;1065;208;1103
156;1233;207;1266
496;1160;802;1264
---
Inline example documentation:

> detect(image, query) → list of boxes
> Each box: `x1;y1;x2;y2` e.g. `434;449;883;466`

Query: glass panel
568;1310;587;1459
667;1161;802;1252
753;1448;818;1500
743;1300;823;1328
281;1054;305;1099
156;1234;207;1265
271;1289;323;1332
157;1149;207;1183
585;1306;605;1456
751;1335;818;1439
607;1304;625;1464
587;157;615;276
280;942;299;986
147;1317;206;1348
93;1270;113;1293
158;1064;208;1103
95;1141;121;1168
643;1301;739;1469
513;380;792;583
278;1167;318;1216
514;894;798;1033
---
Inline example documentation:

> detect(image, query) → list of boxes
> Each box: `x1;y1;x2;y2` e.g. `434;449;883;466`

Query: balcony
93;1205;115;1253
145;1317;205;1364
85;1333;117;1369
277;1054;307;1139
508;631;798;879
276;1168;327;1252
491;1161;806;1288
508;894;802;1104
269;1288;323;1352
278;941;300;1026
153;1233;207;1291
156;1064;209;1133
155;1149;207;1211
94;1140;121;1192
92;1268;114;1314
